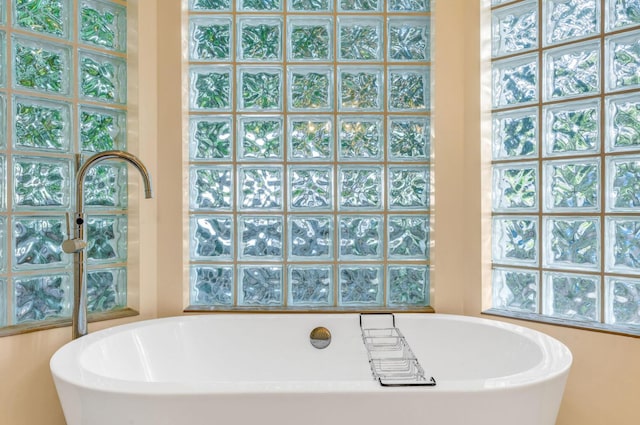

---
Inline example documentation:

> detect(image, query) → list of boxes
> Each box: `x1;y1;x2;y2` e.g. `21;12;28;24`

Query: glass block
492;54;538;108
238;166;282;210
238;117;283;160
544;0;599;45
492;268;539;313
190;116;232;161
0;32;5;88
288;117;333;161
289;0;331;11
80;0;127;52
0;156;4;212
388;0;429;11
606;32;640;92
86;215;127;264
79;51;127;104
388;116;430;161
84;163;127;209
339;265;383;306
238;18;282;61
388;18;430;62
239;217;283;259
543;99;600;156
289;215;333;259
190;215;233;260
190;166;233;211
339;215;382;259
238;266;283;306
289;166;332;210
191;266;234;306
492;108;538;159
607;0;640;30
288;265;333;306
14;0;69;38
544;217;600;270
0;217;5;271
544;159;600;212
288;67;332;111
190;66;232;111
492;216;539;265
288;18;332;61
12;156;70;210
13;273;71;324
388;265;429;306
86;268;126;312
0;279;5;327
80;105;126;153
338;18;382;61
238;66;283;111
339;117;383;160
544;41;600;101
190;0;231;11
492;0;537;57
606;93;640;152
190;17;232;61
338;67;383;111
13;35;70;95
339;0;381;11
339;166;383;210
13;96;71;152
608;156;640;211
388;215;429;259
389;166;429;210
543;272;600;321
492;162;538;212
238;0;282;11
13;216;67;270
0;96;4;148
388;67;430;111
606;217;640;273
606;277;640;326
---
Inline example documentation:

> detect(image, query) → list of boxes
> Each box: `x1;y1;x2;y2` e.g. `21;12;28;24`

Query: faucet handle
62;238;87;254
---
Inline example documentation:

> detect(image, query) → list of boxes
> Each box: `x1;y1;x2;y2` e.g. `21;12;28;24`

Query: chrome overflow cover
310;327;331;349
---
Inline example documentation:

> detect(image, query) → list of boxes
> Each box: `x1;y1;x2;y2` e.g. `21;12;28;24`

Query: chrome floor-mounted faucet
62;150;153;339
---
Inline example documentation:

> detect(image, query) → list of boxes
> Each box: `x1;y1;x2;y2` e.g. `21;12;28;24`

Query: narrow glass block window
187;2;432;309
0;1;129;330
490;0;640;335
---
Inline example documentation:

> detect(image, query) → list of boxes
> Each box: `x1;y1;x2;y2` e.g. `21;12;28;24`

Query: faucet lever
62;213;87;254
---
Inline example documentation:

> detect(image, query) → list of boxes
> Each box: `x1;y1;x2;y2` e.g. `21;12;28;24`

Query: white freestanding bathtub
50;314;572;425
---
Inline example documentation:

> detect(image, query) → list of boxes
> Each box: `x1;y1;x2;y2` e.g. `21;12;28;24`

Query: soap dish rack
360;313;436;387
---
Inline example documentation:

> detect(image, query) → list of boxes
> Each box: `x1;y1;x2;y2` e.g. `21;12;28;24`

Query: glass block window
0;0;128;330
490;0;640;334
187;1;432;308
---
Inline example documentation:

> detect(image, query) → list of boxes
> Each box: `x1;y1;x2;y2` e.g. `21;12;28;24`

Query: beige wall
0;1;638;424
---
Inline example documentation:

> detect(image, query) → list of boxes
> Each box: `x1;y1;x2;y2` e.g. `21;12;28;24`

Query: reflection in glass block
13;274;70;323
492;1;537;57
338;68;382;111
389;68;429;111
80;51;126;104
492;268;538;313
15;0;68;38
388;0;429;11
0;217;5;271
191;266;233;306
240;217;283;258
608;218;640;272
609;157;640;210
0;95;5;145
288;118;332;160
190;166;232;210
606;277;640;326
492;163;537;211
239;67;282;110
606;94;640;151
289;0;331;11
389;167;429;209
289;167;332;210
239;266;282;306
607;32;640;91
492;108;537;159
190;117;231;160
289;68;331;110
289;216;332;259
545;42;600;100
339;117;382;160
339;167;382;209
388;215;429;259
544;100;599;155
493;217;538;265
388;19;429;61
339;265;382;305
239;167;282;210
545;217;599;269
339;0;381;11
80;0;126;51
13;36;69;94
545;0;599;45
86;268;126;312
86;215;127;263
546;160;599;211
190;17;231;61
13;97;70;152
388;266;429;306
84;164;127;208
80;106;126;153
0;279;5;327
608;0;640;30
0;157;3;212
389;117;430;160
191;216;233;259
13;217;67;270
339;19;382;61
238;118;282;160
492;54;538;107
240;0;282;11
13;157;70;209
239;19;281;61
339;215;382;259
289;265;332;306
288;19;331;61
544;272;599;321
190;67;232;110
190;0;231;10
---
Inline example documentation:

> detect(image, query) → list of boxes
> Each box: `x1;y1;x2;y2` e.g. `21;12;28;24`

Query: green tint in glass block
389;67;429;111
13;156;70;209
492;267;539;313
238;117;282;160
545;159;599;211
389;166;429;210
608;156;640;211
288;117;332;161
388;0;429;11
338;67;383;111
288;19;331;61
0;217;6;271
239;0;282;11
493;216;538;265
190;66;232;111
289;0;331;11
86;215;127;264
338;18;382;61
544;99;599;156
84;163;128;209
190;17;232;61
13;96;70;152
190;0;231;11
288;215;333;259
544;272;600;322
339;265;383;306
79;51;127;104
608;0;640;30
606;93;640;152
544;0;599;46
607;32;640;91
339;166;383;210
13;273;71;323
14;0;69;38
190;117;232;160
492;0;537;57
0;156;4;211
389;116;430;160
238;67;282;111
80;105;126;153
0;32;5;88
288;265;332;306
492;54;538;108
492;108;538;159
493;163;537;211
388;18;430;61
190;166;233;211
339;117;382;160
239;216;283;259
13;216;67;270
87;268;126;312
80;0;126;52
289;67;332;111
289;166;332;210
13;36;70;94
606;277;640;326
191;215;233;260
0;279;5;327
238;266;283;306
606;218;640;273
388;265;429;306
544;41;600;101
339;215;383;259
239;18;282;61
191;266;234;306
544;217;600;270
238;166;282;210
388;215;429;259
339;0;381;11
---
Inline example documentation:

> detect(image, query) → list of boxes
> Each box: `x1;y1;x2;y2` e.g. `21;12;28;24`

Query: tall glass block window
490;0;640;334
187;1;432;309
0;0;128;330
